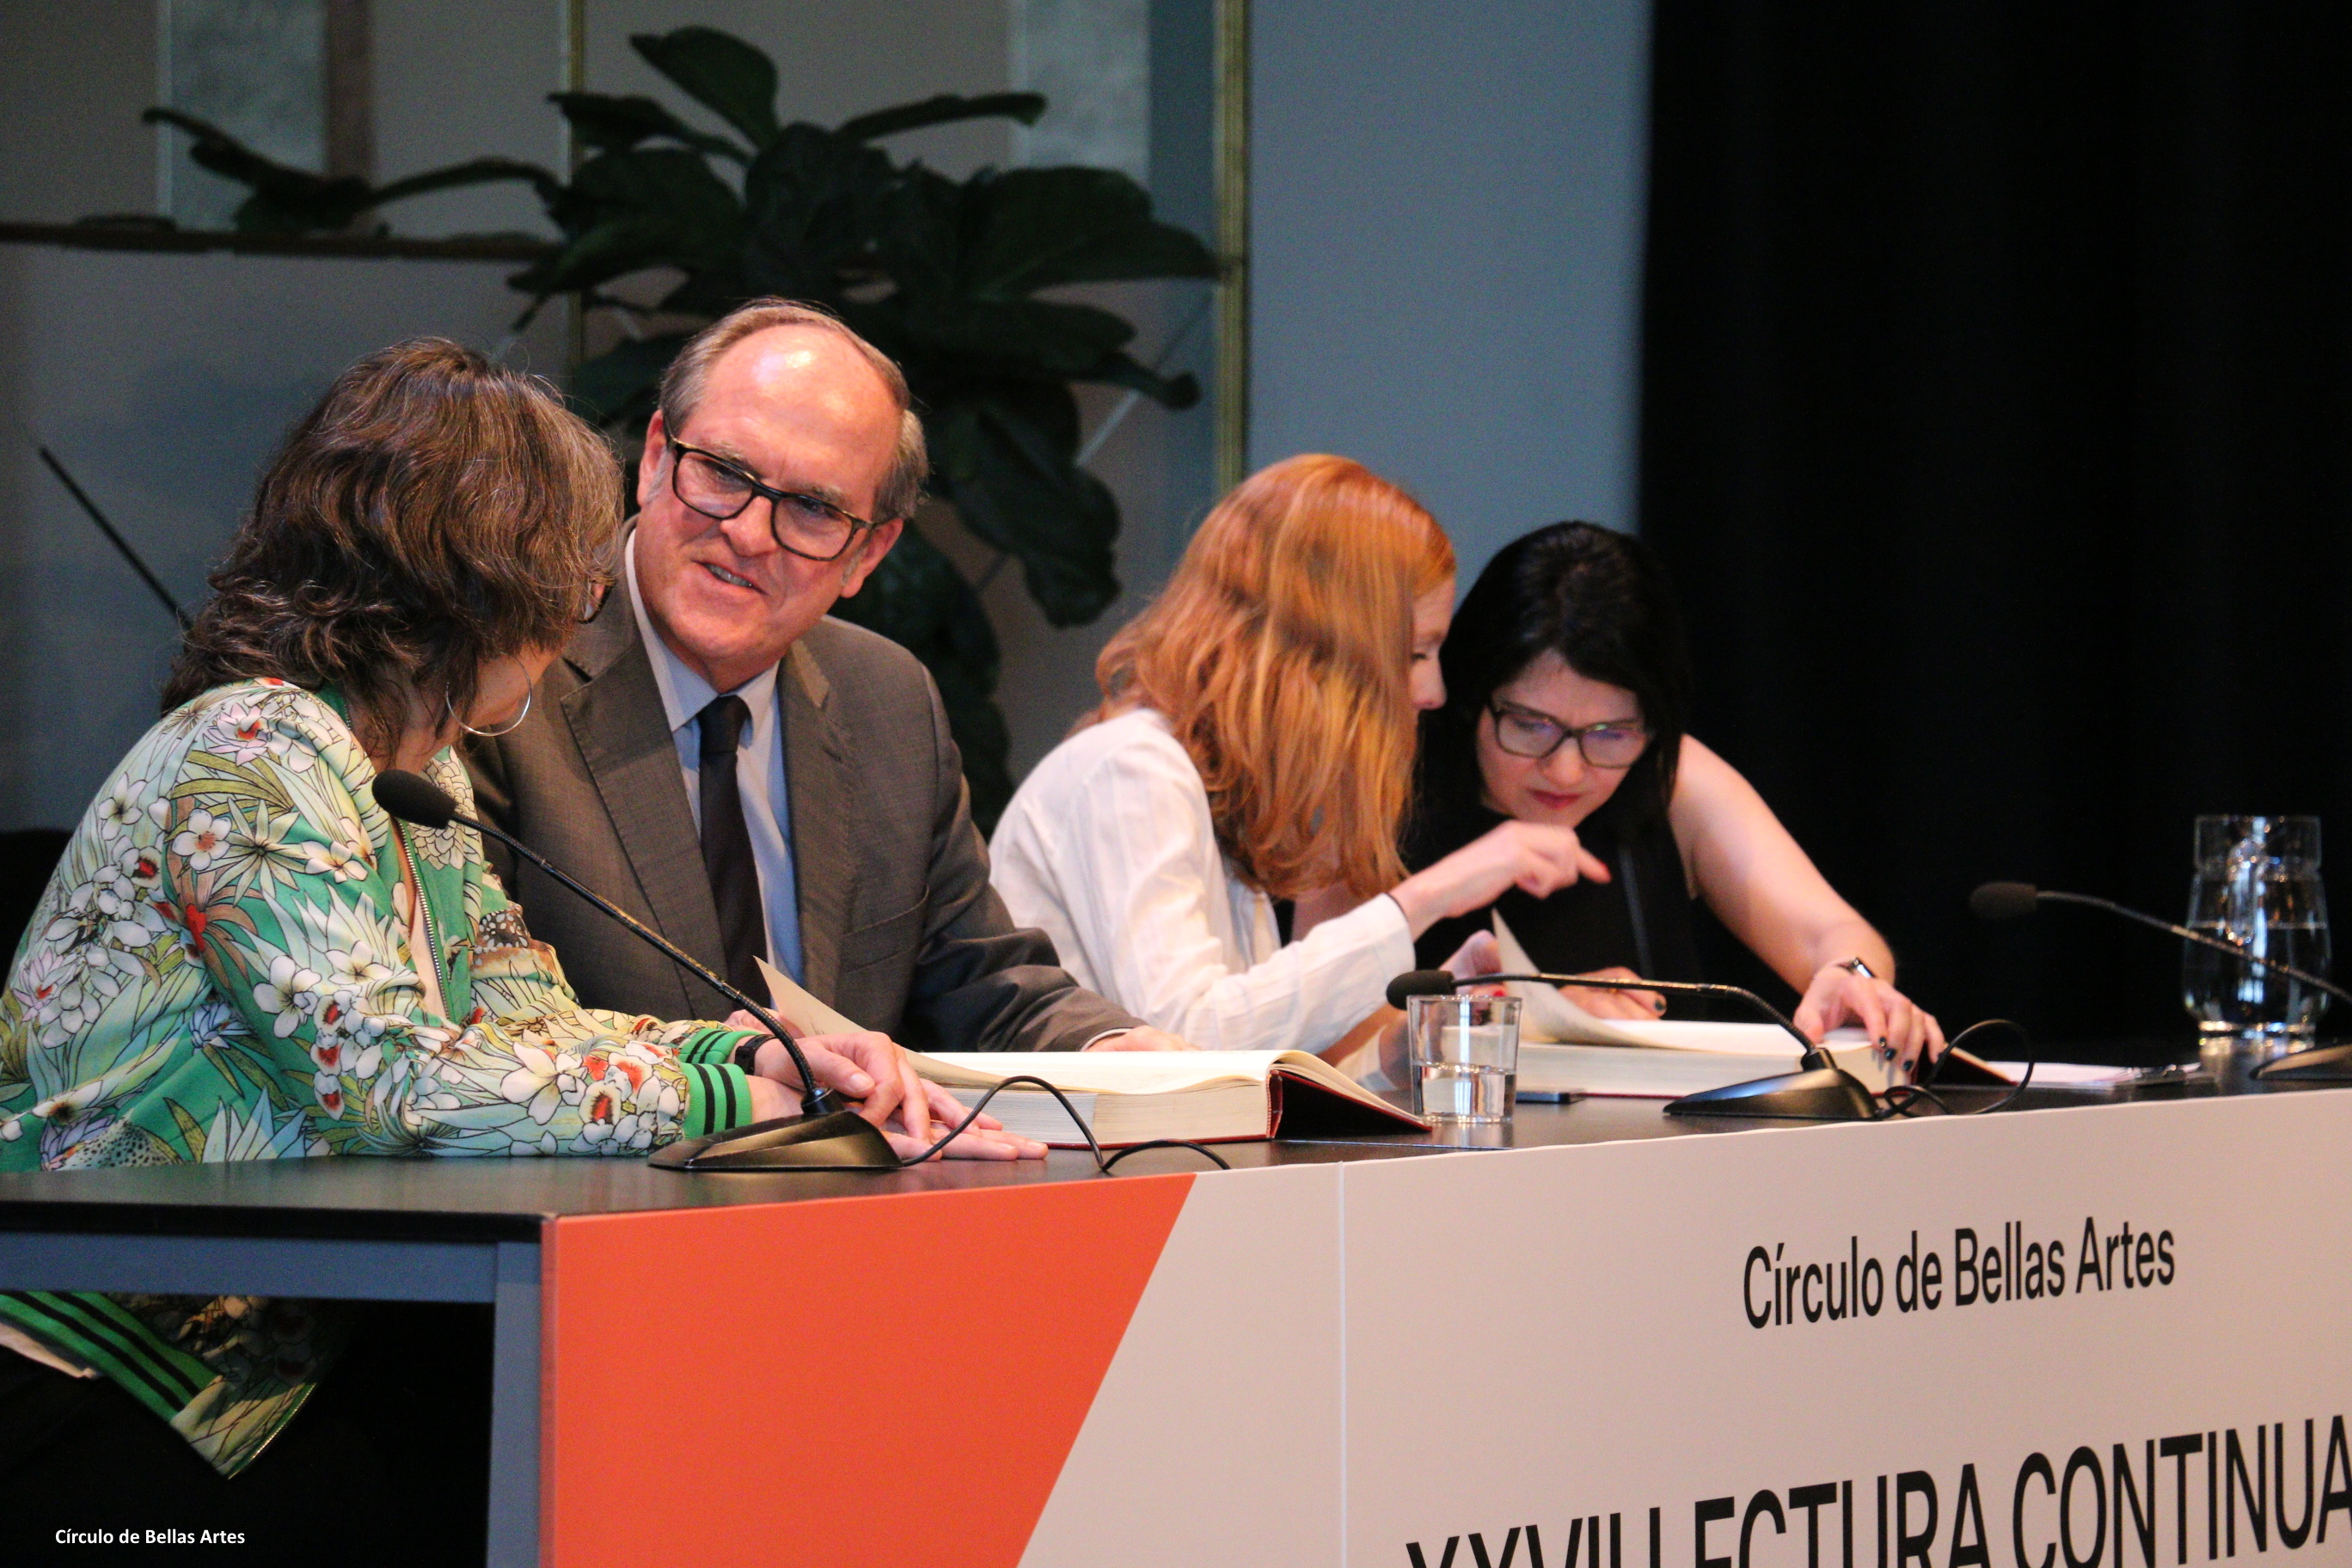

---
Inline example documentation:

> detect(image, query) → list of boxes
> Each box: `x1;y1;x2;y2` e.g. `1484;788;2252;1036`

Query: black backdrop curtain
1638;4;2352;1046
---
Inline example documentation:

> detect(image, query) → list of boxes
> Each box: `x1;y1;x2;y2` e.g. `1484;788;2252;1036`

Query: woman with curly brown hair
0;338;1026;1553
989;454;1607;1057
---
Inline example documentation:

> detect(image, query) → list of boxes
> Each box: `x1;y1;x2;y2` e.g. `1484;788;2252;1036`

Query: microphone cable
1876;1019;2037;1119
1972;879;2352;1084
1392;966;2043;1120
900;1029;2042;1157
897;1073;1232;1174
376;769;1234;1173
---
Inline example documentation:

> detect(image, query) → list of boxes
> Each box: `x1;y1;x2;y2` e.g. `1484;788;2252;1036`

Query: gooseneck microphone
1969;880;2352;1001
1387;970;1817;1050
1969;880;2352;1082
1388;969;1877;1121
372;770;897;1169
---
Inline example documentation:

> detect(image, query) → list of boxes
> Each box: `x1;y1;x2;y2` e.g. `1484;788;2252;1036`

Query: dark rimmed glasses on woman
1487;700;1650;768
666;438;879;562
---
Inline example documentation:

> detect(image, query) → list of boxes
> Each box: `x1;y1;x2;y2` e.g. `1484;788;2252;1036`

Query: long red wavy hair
1091;454;1455;900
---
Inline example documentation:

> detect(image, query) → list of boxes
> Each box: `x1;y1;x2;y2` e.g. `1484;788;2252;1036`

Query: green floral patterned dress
0;678;763;1474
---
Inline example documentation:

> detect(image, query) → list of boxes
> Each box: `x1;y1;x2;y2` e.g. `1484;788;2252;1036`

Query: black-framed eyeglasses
1486;700;1650;768
666;438;879;563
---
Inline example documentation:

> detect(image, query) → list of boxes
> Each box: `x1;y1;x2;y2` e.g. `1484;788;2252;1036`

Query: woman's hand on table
1792;966;1944;1080
724;1013;1045;1160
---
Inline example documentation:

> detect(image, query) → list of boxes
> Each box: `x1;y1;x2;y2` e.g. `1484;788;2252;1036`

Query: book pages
914;1050;1295;1096
754;956;866;1038
1490;910;1806;1054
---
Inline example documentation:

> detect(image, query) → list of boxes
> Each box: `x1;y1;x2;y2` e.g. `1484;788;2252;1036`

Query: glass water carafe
2183;815;2331;1044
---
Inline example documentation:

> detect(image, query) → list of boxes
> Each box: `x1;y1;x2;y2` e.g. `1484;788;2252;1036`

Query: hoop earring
447;667;533;739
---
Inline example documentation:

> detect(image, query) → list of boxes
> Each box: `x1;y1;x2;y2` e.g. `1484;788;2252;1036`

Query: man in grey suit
469;300;1185;1131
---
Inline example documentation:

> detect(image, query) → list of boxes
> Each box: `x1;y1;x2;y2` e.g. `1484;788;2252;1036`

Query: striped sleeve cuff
675;1026;760;1066
0;1291;211;1428
678;1062;760;1138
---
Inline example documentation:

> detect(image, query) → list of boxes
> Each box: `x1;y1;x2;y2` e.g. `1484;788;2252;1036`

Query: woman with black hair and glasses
1406;522;1943;1076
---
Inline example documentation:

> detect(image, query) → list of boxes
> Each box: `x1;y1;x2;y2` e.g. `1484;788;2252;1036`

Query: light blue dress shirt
623;537;805;984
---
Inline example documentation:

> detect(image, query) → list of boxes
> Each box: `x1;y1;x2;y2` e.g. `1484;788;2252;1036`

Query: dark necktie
695;694;769;1006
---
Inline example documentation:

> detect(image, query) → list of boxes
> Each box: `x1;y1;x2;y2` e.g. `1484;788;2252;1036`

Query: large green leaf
827;526;1014;828
655;269;755;323
145;108;556;234
1083;351;1204;410
961;166;1220;296
561;148;744;245
836;91;1045;143
509;216;671;298
570;332;691;427
514;149;744;296
968;371;1085;456
897;297;1136;380
859;162;965;299
833;524;1001;691
113;39;1227;829
631;27;781;150
145;108;374;232
371;156;563;209
738;124;896;297
549;92;750;162
929;396;1121;627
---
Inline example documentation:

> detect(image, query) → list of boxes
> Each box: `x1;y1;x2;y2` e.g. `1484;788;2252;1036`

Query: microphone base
1664;1065;1878;1121
649;1110;901;1172
2251;1042;2352;1083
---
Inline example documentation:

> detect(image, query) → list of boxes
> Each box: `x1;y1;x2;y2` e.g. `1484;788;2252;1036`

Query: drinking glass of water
1406;994;1522;1124
2183;814;2331;1046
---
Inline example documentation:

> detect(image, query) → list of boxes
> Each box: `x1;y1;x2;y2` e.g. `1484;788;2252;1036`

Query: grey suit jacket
465;593;1142;1051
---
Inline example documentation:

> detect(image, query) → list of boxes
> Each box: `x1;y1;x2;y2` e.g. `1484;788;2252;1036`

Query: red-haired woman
989;455;1603;1057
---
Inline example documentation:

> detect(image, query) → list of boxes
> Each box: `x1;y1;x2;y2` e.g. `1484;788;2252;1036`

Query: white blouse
989;708;1416;1054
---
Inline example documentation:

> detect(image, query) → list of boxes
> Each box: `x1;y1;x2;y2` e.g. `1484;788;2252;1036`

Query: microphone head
373;770;459;830
1386;969;1461;1010
1969;881;2043;922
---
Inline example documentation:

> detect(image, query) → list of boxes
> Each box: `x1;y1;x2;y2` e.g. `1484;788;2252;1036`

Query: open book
754;958;1424;1146
1493;911;1802;1051
909;1050;1428;1147
1493;914;1894;1099
1517;1035;1891;1099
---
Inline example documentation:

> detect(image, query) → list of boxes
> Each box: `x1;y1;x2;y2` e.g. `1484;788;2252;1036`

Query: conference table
3;1058;2345;1568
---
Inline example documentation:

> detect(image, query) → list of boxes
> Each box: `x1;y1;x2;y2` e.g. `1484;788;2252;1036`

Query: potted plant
138;24;1220;824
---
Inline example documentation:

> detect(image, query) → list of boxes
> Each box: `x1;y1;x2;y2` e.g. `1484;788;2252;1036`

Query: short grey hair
657;298;930;523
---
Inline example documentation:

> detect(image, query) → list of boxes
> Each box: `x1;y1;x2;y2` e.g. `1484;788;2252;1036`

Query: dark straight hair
1415;521;1695;842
